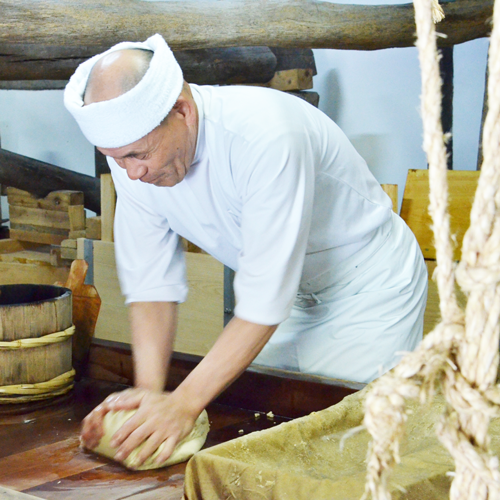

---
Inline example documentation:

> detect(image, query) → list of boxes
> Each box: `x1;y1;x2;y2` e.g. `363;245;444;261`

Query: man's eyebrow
116;151;143;159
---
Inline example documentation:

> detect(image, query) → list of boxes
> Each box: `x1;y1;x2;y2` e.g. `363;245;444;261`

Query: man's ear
173;96;197;126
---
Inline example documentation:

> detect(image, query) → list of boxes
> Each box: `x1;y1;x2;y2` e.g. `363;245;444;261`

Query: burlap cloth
184;388;500;499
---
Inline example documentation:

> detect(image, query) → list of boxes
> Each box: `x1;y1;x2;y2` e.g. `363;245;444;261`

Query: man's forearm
172;316;277;415
128;301;177;392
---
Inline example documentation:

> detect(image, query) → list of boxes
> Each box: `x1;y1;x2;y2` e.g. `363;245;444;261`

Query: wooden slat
381;183;398;213
9;205;70;232
100;174;115;243
7;188;84;212
9;206;71;230
423;259;467;336
92;241;224;356
400;169;480;260
9;226;68;246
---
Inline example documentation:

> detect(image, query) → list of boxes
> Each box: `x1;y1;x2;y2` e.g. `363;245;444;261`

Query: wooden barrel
0;284;75;403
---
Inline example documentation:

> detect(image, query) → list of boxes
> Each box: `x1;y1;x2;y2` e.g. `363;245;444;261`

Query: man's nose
120;159;147;181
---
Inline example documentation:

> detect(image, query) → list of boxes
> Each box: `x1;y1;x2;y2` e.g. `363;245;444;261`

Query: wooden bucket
0;284;75;403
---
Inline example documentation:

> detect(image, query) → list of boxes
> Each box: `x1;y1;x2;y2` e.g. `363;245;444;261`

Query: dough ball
92;408;210;470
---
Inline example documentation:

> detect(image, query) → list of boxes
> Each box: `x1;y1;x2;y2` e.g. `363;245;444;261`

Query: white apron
253;213;428;384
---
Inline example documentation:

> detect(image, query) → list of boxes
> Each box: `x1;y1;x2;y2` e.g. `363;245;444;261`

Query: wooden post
439;46;454;170
100;174;115;243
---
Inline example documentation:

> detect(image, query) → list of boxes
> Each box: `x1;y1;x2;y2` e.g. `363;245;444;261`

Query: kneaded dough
92;409;209;470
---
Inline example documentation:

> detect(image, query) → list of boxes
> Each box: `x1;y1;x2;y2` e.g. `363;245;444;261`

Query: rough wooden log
0;0;491;55
270;48;317;74
177;47;276;85
0;45;278;84
0;149;101;214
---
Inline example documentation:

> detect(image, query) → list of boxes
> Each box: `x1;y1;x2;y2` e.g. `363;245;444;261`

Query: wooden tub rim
0;284;71;308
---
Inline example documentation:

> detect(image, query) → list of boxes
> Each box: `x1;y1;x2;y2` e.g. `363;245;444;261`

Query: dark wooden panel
88;339;363;419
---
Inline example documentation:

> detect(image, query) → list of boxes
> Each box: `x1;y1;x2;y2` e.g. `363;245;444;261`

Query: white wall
0;11;490;214
313;38;489;209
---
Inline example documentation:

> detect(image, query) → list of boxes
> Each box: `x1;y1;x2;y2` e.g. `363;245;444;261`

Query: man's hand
81;388;198;469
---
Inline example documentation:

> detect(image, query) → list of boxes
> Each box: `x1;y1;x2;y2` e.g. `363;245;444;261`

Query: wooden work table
0;379;291;499
0;342;363;499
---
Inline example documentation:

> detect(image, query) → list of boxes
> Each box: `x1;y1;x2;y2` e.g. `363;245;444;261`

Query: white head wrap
64;34;183;148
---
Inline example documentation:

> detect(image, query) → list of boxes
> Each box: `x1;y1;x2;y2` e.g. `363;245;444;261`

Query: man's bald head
84;49;153;105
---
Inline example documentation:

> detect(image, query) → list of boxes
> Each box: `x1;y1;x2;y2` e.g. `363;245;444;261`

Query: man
64;34;427;468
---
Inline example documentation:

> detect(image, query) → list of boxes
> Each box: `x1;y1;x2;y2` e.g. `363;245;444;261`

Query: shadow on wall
349;133;392;180
319;68;342;125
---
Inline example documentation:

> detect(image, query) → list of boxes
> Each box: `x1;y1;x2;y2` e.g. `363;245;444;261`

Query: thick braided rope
0;325;75;350
362;0;500;499
0;369;76;396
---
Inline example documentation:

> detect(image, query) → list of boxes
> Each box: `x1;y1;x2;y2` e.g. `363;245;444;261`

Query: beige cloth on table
184;388;500;499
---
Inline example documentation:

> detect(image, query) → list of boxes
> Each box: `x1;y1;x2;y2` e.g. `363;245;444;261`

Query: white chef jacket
110;84;393;326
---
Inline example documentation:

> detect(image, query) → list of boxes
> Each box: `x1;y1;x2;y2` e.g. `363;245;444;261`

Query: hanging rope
362;0;500;498
431;0;445;24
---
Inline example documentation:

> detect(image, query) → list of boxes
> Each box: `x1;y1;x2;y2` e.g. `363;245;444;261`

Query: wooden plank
0;487;43;500
92;241;224;356
61;239;77;249
25;465;186;500
92;241;130;344
69;230;87;239
9;205;71;230
0;260;70;285
400;169;480;260
9;226;67;246
268;68;313;91
0;238;37;253
0;1;491;51
0;437;107;491
177;253;224;355
86;216;101;240
7;188;84;212
381;183;398;213
0;248;53;265
100;174;115;243
61;247;77;260
68;205;86;231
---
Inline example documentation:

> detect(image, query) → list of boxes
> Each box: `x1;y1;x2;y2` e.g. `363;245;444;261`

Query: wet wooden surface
0;379;289;500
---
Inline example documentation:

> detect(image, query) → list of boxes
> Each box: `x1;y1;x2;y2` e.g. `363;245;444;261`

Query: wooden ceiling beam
0;0;492;53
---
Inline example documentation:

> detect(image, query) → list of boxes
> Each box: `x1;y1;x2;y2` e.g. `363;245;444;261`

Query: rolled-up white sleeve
110;162;188;305
233;130;315;325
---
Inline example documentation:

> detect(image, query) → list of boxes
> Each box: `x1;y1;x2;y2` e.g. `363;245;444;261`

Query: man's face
98;103;197;187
